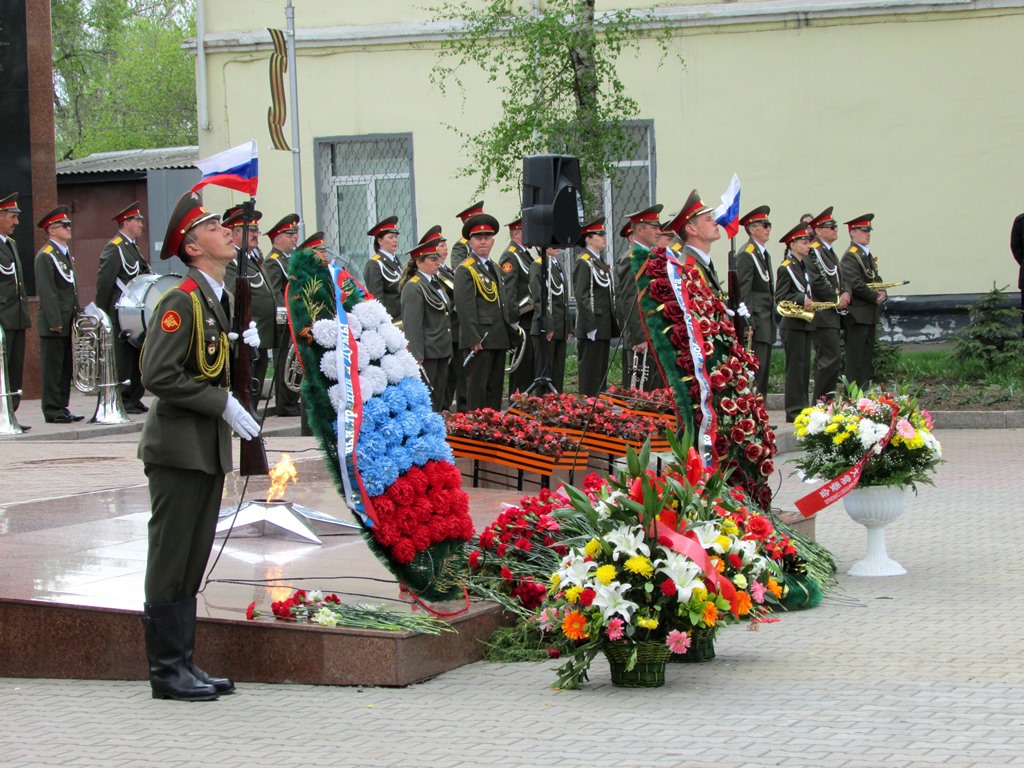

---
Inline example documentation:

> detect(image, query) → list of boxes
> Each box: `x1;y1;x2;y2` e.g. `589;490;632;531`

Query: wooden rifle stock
233;199;269;476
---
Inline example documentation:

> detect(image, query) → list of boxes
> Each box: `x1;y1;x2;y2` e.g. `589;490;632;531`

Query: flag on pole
713;173;742;239
192;140;259;197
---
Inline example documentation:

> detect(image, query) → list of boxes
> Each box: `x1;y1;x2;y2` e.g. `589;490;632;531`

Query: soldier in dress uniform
298;230;328;263
775;222;816;422
265;213;301;417
400;237;452;412
449;201;484;270
454;213;513;411
138;190;261;701
421;225;460;411
736;205;776;396
657;221;676;250
0;193;31;429
615;210;665;391
574;217;616;397
34;206;83;423
499;216;535;397
529;245;570;392
362;216;403;322
806;207;851;402
223;207;277;412
95;201;152;413
840;214;886;387
665;189;726;301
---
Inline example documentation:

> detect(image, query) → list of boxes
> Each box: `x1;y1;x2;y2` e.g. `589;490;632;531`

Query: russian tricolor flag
192;140;259;197
713;173;742;239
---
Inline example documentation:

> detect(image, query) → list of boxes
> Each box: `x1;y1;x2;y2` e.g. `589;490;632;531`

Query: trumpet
867;280;909;290
776;300;842;323
629;347;651;390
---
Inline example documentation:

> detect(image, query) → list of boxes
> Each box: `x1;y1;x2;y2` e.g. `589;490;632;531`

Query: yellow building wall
197;2;1024;295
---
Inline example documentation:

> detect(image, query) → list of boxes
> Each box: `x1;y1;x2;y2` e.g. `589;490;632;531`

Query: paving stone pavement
1;424;1022;767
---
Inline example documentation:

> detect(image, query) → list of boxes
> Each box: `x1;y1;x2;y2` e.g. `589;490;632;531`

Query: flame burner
215;499;358;545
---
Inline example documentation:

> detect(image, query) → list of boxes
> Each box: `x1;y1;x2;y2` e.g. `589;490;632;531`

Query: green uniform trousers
811;326;842;403
782;329;812;422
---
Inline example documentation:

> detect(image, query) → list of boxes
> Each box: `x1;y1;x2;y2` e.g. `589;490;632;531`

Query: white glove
228;321;261;349
724;307;736;317
586;330;597;341
737;302;750;319
222;394;261;440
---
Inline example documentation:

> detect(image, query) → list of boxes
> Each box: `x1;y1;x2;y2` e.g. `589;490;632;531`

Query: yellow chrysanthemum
624;555;654;578
714;535;731;552
833;432;851;445
583;538;601;558
595;564;617;585
720;519;739;536
565;585;582;603
637;617;659;630
824;423;840;434
691;587;708;604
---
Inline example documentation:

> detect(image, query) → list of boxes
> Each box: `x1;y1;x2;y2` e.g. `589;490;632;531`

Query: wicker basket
671;626;716;663
602;641;672;688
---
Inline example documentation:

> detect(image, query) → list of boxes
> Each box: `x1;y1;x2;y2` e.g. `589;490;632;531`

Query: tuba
0;328;23;435
505;325;527;374
72;306;131;425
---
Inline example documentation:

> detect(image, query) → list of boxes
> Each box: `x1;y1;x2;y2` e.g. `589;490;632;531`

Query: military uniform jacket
806;241;846;330
529;254;569;340
775;255;813;333
401;275;452;361
671;242;726;300
363;250;402;321
840;244;882;326
137;268;233;475
266;247;291;304
614;252;646;349
499;242;534;322
574;249;616;340
736;239;776;343
454;255;512;350
0;235;31;330
450;238;469;270
95;233;151;323
225;250;277;349
34;240;79;337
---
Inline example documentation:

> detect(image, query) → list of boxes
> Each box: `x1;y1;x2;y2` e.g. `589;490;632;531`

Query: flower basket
671;626;716;663
602;641;673;688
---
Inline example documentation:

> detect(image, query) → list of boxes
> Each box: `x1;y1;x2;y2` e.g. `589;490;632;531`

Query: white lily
556;553;597;587
657;550;705;602
690;522;726;553
592;581;639;622
605;523;651;561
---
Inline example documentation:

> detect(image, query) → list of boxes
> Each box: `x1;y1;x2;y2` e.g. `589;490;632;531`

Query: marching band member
775;222;815;422
363;216;402;321
574;217;616;396
400;237;452;412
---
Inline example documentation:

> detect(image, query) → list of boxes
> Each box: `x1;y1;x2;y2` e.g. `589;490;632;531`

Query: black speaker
521;154;584;247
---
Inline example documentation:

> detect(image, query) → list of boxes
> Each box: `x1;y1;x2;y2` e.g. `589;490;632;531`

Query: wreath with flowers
286;249;474;601
629;244;777;511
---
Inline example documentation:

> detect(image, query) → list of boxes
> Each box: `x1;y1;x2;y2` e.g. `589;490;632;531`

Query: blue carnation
379;420;404;449
398;411;420;438
398;378;431;410
361;398;389;430
380;385;408;415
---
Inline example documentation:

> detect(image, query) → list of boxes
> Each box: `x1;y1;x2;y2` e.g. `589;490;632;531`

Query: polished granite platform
0;458;515;687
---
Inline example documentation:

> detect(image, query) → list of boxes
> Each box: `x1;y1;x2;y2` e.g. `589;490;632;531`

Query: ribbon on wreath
794;399;901;518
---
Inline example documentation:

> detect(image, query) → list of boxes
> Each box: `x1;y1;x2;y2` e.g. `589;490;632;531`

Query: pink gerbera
666;629;691;654
604;617;625;641
750;580;767;604
896;418;915;439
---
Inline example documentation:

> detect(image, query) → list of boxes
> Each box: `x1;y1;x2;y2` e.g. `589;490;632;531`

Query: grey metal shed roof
57;146;199;175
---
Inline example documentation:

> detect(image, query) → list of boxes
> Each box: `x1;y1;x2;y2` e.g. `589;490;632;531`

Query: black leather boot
143;601;219;701
181;597;236;694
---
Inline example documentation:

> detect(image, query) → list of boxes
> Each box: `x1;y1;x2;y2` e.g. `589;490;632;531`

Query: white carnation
311;319;339;349
806;410;830;435
351;300;391;332
345;312;362;337
357;349;371;372
379;349;420;383
359;366;388;401
378;322;407;354
320;351;339;381
857;418;889;450
359;329;387;361
327;383;343;412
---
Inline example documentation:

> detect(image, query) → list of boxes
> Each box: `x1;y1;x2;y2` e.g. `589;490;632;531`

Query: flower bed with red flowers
601;385;678;424
445;408;581;461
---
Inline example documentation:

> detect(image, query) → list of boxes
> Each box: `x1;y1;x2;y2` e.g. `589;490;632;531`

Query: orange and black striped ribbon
267;28;290;151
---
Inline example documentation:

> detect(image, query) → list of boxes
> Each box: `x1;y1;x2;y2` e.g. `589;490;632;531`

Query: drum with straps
116;273;182;348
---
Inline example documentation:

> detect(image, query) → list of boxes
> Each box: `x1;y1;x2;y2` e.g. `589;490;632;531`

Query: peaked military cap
160;191;219;261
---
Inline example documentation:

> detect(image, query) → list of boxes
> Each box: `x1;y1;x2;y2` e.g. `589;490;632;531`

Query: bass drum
116;273;183;348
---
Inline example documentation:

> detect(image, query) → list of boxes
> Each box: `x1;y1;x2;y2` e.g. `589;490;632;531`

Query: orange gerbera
561;610;590;641
702;602;719;627
730;591;752;618
767;578;783;599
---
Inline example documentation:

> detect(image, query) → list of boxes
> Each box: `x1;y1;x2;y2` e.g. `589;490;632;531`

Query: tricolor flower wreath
629;245;778;511
286;249;473;602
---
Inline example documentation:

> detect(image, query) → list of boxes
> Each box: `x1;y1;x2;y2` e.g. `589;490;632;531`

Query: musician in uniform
454;213;513;411
0;193;31;429
775;222;816;422
616;211;664;391
362;216;402;321
736;205;776;396
265;213;301;417
666;190;726;301
449;201;484;270
499;216;535;396
400;237;451;412
138;190;261;701
34;206;83;424
574;217;616;397
421;225;460;411
95;201;152;414
223;207;277;412
840;214;886;387
806;207;851;402
529;245;570;392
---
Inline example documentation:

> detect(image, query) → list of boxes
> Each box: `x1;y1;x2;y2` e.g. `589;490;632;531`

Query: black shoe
143;601;220;702
125;404;146;415
277;409;301;417
16;423;30;432
133;401;149;413
45;414;74;424
65;411;85;422
181;598;235;695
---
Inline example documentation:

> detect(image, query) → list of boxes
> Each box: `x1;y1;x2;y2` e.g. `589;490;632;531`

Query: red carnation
728;553;743;569
245;601;257;620
468;550;482;569
500;566;514;582
660;579;677;597
579;587;597;607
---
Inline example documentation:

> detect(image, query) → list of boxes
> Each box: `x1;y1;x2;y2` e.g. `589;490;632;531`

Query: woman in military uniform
400;237;452;412
775;223;816;423
363;216;403;321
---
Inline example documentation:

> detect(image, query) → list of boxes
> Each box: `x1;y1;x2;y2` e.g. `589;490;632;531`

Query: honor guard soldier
529;245;570;392
574;217;617;397
223;207;277;411
298;230;328;264
454;213;513;411
34;206;83;423
736;205;776;396
138;190;261;701
401;237;452;412
449;201;485;270
806;207;851;402
840;214;886;387
421;225;461;411
96;201;152;414
363;216;403;322
616;208;665;391
657;221;676;250
265;213;301;416
666;189;726;300
775;223;816;422
499;216;535;396
0;193;31;429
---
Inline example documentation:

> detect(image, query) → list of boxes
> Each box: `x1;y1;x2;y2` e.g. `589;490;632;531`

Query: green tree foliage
954;284;1024;368
429;0;679;203
52;0;197;159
